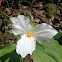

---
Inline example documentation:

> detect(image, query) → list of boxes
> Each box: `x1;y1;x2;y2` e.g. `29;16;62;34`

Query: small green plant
45;3;57;18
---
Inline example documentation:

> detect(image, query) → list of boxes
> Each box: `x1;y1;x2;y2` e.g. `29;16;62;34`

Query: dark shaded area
54;32;62;45
0;49;21;62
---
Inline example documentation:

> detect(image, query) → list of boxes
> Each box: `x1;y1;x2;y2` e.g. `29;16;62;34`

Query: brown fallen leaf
59;21;62;25
32;18;40;23
0;6;4;10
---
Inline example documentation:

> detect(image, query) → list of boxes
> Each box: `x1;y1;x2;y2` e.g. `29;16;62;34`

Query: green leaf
54;32;62;40
0;39;62;62
26;11;31;21
30;22;37;27
33;39;62;62
0;44;16;57
8;30;15;37
0;44;22;62
16;35;21;40
26;11;37;27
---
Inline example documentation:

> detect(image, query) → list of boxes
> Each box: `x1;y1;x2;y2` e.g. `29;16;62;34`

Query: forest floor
0;0;62;46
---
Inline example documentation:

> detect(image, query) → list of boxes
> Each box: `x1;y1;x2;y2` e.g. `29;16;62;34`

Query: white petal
10;15;32;35
16;35;36;58
17;15;32;30
33;23;58;42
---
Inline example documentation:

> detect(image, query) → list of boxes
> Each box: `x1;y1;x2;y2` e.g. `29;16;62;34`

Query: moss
45;3;57;18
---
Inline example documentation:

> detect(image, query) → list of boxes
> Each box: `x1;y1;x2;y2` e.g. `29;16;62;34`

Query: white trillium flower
10;15;58;58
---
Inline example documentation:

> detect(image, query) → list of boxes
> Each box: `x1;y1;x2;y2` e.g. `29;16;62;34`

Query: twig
0;11;11;18
22;57;24;62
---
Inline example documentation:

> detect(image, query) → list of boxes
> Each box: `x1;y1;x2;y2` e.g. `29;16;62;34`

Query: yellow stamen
26;32;33;37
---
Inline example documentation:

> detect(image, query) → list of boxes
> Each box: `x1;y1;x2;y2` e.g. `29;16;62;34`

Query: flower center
26;32;33;37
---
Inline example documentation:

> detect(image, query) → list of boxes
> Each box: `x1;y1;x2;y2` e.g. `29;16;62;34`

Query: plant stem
0;11;11;18
22;57;24;62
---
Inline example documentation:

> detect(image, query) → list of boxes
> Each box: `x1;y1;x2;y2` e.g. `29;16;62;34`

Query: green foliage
16;35;21;40
26;11;37;27
30;22;37;27
0;44;16;57
33;39;62;62
0;39;62;62
3;36;9;40
54;32;62;40
0;19;9;31
8;31;15;37
45;3;57;18
8;30;21;40
26;11;31;21
0;44;22;62
54;32;62;44
2;19;8;26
